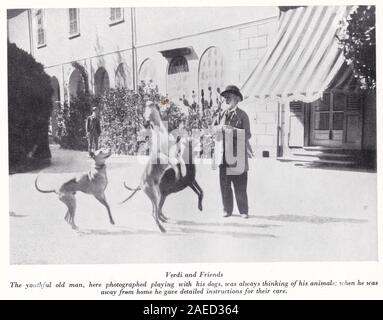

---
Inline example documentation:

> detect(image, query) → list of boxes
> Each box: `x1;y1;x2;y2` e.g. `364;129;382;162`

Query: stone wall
233;19;278;84
241;99;279;158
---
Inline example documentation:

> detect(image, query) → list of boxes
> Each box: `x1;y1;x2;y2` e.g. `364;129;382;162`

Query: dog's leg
153;189;166;233
158;194;168;222
94;193;115;225
189;180;204;211
144;186;166;233
59;193;78;230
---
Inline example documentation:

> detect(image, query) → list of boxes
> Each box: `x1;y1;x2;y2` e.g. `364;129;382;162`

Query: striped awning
241;6;353;103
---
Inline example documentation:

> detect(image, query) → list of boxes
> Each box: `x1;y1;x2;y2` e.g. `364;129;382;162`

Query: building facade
7;6;376;167
7;7;279;154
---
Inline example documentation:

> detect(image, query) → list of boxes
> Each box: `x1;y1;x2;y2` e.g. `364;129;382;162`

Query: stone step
292;150;354;159
302;146;359;155
277;156;357;166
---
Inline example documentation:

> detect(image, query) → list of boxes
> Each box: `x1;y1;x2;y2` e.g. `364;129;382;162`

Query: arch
167;56;191;102
198;46;225;108
51;76;61;103
138;58;157;85
68;68;86;100
94;67;110;96
50;76;60;138
115;62;133;89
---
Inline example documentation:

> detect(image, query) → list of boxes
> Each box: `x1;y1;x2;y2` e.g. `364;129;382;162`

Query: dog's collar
94;164;106;169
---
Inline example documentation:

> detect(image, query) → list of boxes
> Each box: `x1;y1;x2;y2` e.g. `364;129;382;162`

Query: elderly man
213;85;251;219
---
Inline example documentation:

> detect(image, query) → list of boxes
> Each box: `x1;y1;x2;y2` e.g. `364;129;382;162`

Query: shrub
8;42;53;172
57;91;96;150
96;82;191;155
97;87;143;154
57;79;217;156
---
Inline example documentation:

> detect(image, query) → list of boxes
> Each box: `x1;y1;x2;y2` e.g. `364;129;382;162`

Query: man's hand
212;125;224;133
213;124;232;132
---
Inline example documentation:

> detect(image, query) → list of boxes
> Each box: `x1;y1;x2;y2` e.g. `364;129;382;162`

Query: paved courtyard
9;145;377;264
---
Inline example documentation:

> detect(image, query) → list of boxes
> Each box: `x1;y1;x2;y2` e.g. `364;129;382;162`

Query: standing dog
121;102;203;233
35;148;114;229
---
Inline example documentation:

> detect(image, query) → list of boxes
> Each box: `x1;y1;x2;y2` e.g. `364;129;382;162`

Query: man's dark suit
216;107;251;216
86;115;101;153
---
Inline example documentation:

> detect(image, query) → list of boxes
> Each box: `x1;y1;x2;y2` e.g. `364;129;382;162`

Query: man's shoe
240;214;249;219
223;212;232;217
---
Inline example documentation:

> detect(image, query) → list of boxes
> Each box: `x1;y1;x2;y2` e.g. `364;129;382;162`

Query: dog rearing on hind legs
121;101;203;233
34;148;114;229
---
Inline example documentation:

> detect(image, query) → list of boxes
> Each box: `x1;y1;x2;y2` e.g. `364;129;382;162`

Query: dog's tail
34;176;56;194
119;188;140;204
120;182;141;204
123;181;141;191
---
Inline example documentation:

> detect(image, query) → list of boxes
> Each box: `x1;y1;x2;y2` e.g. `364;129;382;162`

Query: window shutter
36;9;45;46
110;8;116;21
347;94;361;111
110;8;123;22
69;9;78;35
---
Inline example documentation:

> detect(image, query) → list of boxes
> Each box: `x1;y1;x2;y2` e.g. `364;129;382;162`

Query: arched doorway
198;47;225;109
138;58;157;86
115;63;133;89
94;67;110;96
50;76;60;140
68;68;86;100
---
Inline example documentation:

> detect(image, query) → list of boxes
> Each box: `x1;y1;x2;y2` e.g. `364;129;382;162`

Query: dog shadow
77;226;180;237
174;227;277;239
164;217;278;238
168;218;281;229
252;214;368;224
9;211;28;218
76;217;278;239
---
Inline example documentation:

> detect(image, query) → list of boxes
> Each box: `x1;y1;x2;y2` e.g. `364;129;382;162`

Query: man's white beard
224;103;237;112
223;103;232;111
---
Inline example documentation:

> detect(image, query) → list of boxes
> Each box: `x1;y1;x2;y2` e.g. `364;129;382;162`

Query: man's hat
92;107;97;111
220;85;243;102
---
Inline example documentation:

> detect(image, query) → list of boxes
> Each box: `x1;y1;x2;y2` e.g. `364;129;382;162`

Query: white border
1;0;382;300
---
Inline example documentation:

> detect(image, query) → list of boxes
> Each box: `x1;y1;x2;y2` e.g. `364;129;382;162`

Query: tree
8;42;53;172
337;6;376;90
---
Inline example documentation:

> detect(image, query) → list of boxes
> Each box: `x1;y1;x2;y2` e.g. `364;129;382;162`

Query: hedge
8;42;53;173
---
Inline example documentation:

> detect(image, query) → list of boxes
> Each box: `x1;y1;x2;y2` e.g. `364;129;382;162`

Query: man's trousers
219;164;249;215
88;134;99;153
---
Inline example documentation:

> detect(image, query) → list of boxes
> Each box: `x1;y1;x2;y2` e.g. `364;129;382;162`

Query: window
36;9;46;48
68;8;80;38
168;56;189;75
110;8;124;25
